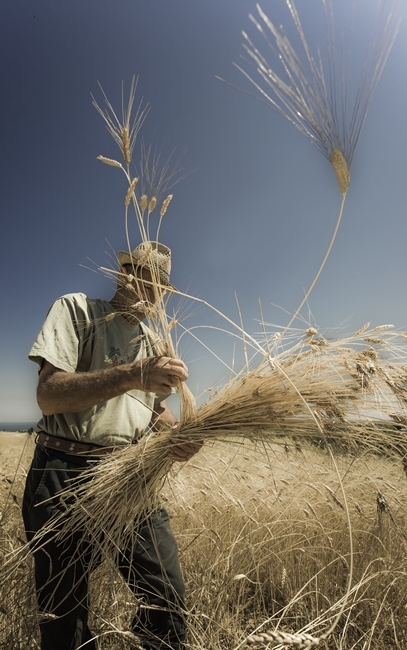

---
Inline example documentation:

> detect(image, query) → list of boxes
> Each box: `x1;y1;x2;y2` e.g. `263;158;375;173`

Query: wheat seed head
148;197;157;214
125;177;139;207
92;76;149;167
139;194;148;212
121;126;131;165
234;0;401;188
96;155;122;168
160;194;173;218
330;148;350;196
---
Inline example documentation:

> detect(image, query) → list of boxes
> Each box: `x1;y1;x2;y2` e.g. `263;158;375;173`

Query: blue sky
1;0;406;423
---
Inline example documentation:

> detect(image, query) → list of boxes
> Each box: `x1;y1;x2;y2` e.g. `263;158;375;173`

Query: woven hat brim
117;250;176;291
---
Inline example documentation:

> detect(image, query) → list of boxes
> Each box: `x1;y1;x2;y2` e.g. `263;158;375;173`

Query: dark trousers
22;445;186;650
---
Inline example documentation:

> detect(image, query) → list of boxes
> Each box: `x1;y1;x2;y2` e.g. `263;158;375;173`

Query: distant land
0;422;37;432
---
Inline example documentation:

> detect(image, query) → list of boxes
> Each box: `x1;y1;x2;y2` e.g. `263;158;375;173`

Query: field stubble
1;433;407;649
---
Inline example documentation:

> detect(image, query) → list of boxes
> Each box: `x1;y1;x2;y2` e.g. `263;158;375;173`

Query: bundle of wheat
235;0;401;193
24;324;406;572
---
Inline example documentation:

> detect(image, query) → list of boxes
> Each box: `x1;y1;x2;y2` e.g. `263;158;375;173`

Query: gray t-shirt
29;292;162;446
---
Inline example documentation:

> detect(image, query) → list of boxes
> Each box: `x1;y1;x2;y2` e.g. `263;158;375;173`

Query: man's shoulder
54;292;94;303
52;293;109;311
45;294;113;329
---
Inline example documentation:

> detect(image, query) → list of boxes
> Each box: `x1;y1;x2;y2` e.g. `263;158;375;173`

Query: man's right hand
131;356;188;395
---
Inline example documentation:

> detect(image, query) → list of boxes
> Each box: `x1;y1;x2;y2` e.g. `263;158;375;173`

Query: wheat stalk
147;197;157;214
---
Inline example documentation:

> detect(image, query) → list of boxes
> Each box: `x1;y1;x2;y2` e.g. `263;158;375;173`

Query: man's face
123;265;167;306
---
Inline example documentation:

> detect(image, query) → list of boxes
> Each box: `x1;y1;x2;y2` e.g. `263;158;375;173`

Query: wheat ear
139;195;148;212
125;177;139;207
97;156;123;168
121;127;131;165
331;148;350;196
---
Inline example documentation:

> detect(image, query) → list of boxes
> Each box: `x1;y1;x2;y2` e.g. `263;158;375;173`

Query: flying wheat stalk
222;0;401;343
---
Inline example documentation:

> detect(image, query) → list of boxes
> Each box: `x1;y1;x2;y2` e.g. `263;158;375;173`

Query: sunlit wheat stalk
92;76;149;168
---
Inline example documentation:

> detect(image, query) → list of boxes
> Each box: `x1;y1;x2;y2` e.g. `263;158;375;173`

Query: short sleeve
28;294;91;373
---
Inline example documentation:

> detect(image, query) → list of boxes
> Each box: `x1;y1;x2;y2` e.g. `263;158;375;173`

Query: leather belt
37;431;123;457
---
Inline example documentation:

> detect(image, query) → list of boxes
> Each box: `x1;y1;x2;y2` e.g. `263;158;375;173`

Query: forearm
37;355;188;416
37;364;137;415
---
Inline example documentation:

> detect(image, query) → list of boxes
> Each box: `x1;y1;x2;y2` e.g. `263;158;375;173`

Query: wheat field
1;431;407;649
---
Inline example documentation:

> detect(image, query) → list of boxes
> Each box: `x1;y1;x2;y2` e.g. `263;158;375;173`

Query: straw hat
117;241;175;290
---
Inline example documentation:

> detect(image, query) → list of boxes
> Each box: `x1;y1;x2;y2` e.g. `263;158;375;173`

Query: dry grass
2;436;407;649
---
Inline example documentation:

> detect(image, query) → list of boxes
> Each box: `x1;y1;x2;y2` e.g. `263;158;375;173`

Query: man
22;241;201;650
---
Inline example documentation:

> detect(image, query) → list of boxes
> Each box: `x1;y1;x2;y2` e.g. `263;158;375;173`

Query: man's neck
109;291;143;325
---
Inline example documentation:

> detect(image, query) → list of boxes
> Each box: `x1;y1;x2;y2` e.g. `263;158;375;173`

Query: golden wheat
121;126;131;165
160;194;173;217
225;0;400;350
147;197;157;214
3;437;407;647
372;324;394;332
139;194;148;212
330;148;350;196
92;77;149;166
124;177;139;207
96;155;122;168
